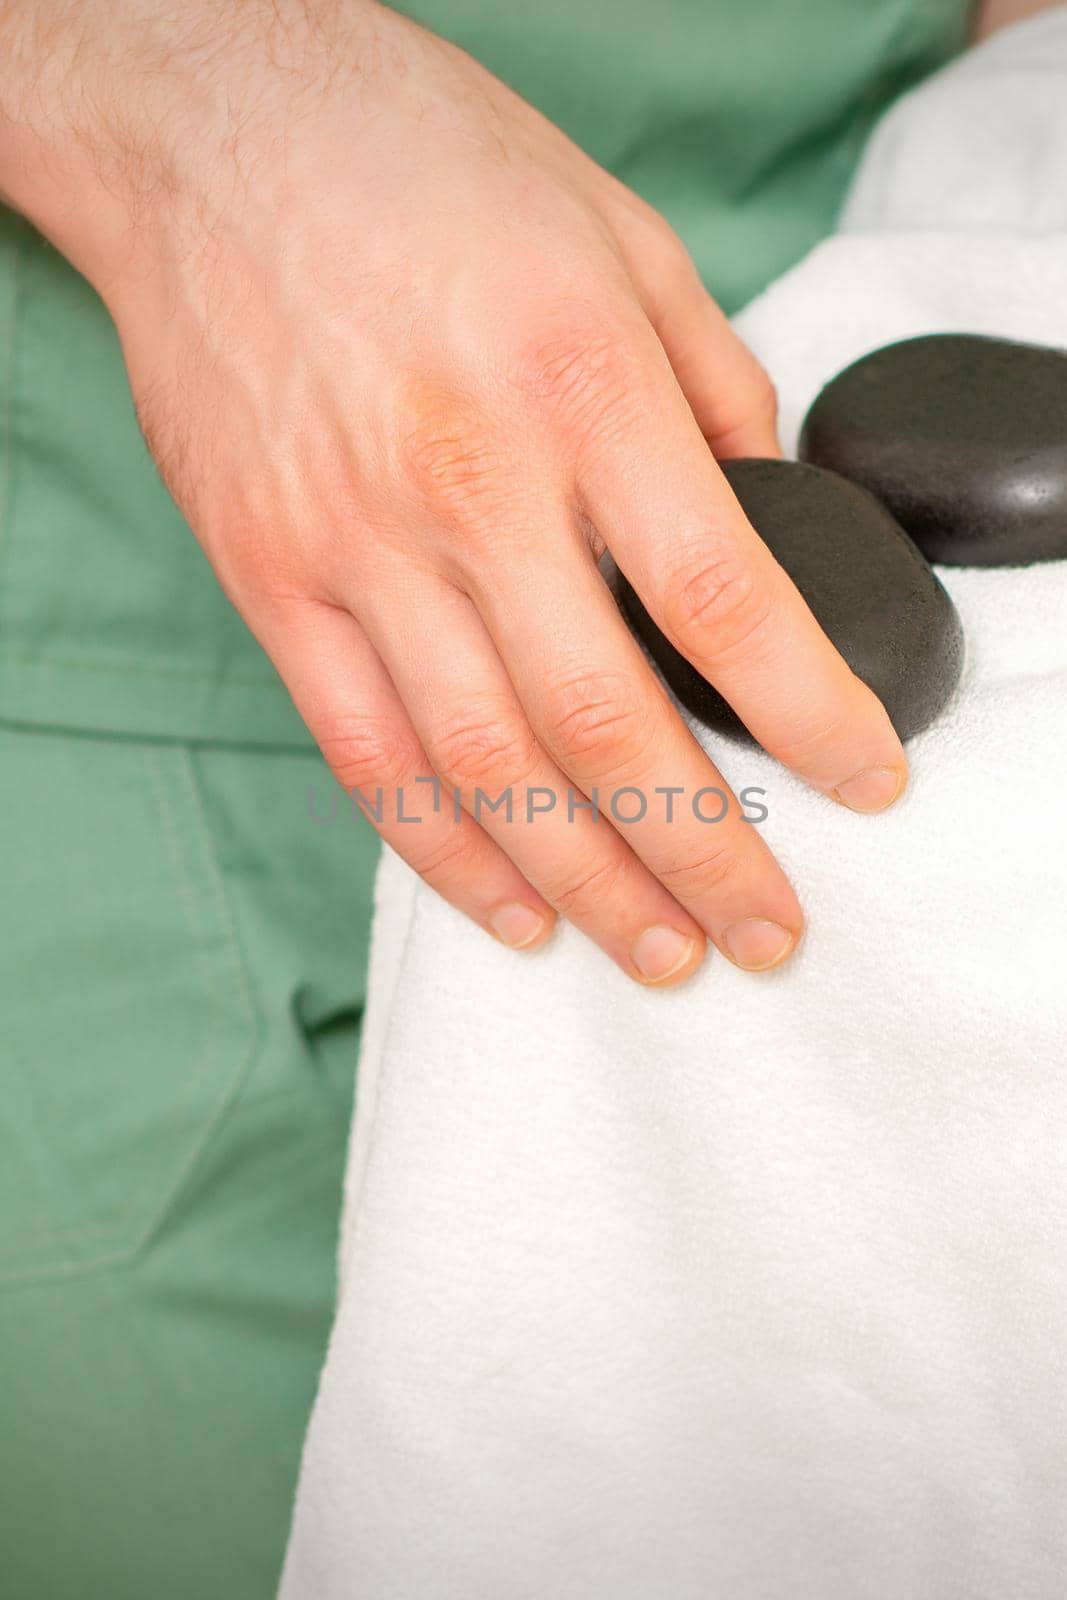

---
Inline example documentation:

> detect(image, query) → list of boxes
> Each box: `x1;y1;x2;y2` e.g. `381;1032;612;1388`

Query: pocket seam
0;741;262;1288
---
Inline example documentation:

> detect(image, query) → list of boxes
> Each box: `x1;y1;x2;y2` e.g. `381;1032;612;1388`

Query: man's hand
0;0;907;985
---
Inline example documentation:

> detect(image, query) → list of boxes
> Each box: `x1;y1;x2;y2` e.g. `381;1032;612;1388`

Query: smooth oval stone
617;458;964;743
798;333;1067;566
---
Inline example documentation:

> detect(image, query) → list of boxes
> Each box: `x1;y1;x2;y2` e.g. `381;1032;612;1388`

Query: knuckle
192;470;322;608
549;851;628;919
662;550;776;663
712;364;779;455
543;668;652;774
317;716;411;793
607;182;694;271
657;838;744;899
407;830;478;884
209;511;302;606
771;712;848;769
514;311;642;450
748;364;779;423
399;382;505;523
644;217;700;285
757;366;778;413
430;706;540;791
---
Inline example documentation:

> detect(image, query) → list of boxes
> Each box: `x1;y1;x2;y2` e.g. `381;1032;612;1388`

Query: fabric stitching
129;744;265;1263
0;218;22;627
0;743;263;1287
0;643;284;689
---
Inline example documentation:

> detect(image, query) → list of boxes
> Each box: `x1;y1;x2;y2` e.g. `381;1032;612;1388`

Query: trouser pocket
0;725;258;1285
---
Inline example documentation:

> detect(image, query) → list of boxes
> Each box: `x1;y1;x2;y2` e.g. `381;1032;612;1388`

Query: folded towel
281;15;1067;1598
841;4;1067;235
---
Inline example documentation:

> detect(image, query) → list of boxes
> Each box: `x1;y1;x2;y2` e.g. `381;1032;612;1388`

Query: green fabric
403;0;971;311
0;0;971;751
0;214;314;748
0;723;377;1598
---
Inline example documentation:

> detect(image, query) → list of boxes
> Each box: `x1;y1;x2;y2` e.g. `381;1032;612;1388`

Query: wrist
0;6;144;283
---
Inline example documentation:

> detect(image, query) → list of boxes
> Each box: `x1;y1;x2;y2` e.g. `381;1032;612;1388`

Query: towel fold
282;15;1067;1598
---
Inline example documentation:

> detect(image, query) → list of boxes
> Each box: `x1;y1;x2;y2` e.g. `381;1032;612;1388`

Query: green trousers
0;724;377;1599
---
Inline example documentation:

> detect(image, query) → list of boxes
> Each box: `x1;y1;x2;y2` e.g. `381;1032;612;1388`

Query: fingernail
631;925;698;984
488;902;548;949
834;764;906;814
723;918;795;972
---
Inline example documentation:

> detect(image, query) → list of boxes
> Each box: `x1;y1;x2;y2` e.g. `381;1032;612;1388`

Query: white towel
281;15;1067;1598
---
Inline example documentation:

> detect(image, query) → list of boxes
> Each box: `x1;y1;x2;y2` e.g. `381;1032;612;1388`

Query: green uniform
0;2;972;1595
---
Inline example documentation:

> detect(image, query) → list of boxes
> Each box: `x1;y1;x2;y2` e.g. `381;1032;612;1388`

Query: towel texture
281;15;1067;1598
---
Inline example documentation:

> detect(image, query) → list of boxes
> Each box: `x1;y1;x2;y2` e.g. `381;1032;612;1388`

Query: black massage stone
617;458;964;743
798;333;1067;566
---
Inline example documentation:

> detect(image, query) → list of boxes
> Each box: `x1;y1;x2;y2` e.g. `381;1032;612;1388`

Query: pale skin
0;1;1035;987
973;0;1061;38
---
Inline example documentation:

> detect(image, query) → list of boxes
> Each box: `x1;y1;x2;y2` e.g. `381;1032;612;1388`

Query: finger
357;568;709;987
569;306;908;811
465;527;805;971
614;217;781;459
253;597;558;954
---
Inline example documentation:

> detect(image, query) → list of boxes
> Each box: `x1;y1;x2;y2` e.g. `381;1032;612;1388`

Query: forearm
0;0;379;290
0;2;158;276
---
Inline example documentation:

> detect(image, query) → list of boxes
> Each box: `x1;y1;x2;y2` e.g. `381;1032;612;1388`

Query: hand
1;0;907;985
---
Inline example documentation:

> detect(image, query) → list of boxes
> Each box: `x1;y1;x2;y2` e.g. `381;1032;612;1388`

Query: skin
973;0;1064;40
0;1;913;988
